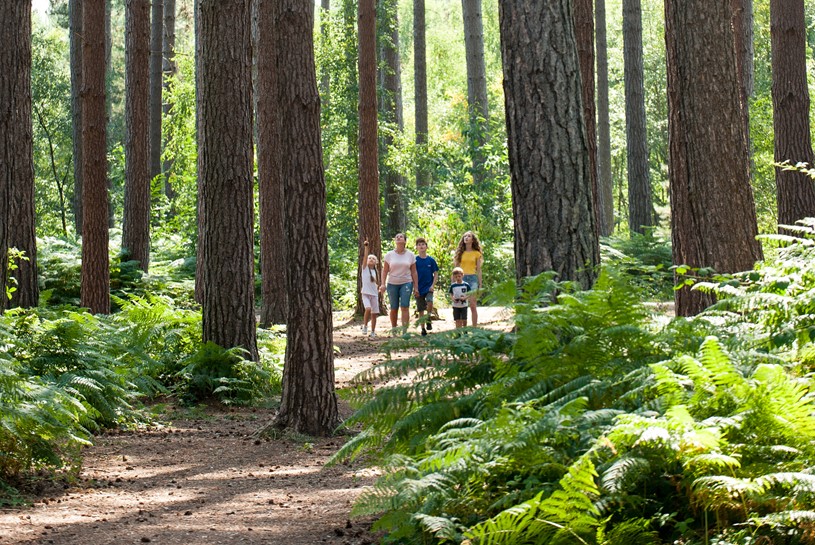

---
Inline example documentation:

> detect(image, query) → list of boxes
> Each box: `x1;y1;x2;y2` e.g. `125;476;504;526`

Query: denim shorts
386;282;413;309
416;292;434;312
463;274;479;291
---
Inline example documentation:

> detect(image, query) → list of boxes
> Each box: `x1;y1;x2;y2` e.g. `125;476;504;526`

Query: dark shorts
453;306;468;321
416;293;434;312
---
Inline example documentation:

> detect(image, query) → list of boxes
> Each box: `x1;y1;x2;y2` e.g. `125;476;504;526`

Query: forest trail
0;307;511;545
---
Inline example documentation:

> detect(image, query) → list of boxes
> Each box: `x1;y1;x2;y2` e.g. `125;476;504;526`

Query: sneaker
369;331;377;338
362;325;368;335
421;327;427;336
426;320;432;331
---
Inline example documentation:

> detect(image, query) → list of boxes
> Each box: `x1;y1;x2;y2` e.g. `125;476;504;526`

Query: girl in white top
379;233;419;331
360;242;379;337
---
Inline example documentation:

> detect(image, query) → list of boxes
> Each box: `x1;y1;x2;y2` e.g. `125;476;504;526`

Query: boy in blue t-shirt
448;267;471;328
414;237;439;336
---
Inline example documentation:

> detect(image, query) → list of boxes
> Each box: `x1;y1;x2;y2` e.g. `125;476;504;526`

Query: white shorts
361;293;380;314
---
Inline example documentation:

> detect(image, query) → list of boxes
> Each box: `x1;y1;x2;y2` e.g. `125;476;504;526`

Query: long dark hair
454;231;482;265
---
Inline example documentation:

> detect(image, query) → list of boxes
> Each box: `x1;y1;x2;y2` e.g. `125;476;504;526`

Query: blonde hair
452;267;464;276
367;254;378;264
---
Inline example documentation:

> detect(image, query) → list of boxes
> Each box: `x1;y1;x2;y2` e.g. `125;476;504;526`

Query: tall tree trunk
771;0;815;228
70;0;83;234
595;0;614;236
122;0;152;272
462;0;489;188
664;0;763;317
257;0;288;327
198;0;258;361
162;0;177;204
413;0;429;189
149;0;164;182
81;0;111;315
623;0;653;234
500;0;600;289
573;0;599;240
273;0;340;436
731;0;754;162
358;0;383;310
319;0;330;101
2;1;37;311
379;0;406;235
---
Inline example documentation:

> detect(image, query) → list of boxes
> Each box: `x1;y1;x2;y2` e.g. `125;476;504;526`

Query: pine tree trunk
573;0;599;240
273;0;340;436
462;0;489;187
379;0;406;235
81;0;111;315
257;0;288;327
1;1;36;311
771;0;815;228
413;0;429;189
664;0;763;316
122;0;152;272
500;0;600;289
70;0;84;234
595;0;614;236
357;0;383;311
149;0;164;182
623;0;653;234
198;0;258;361
162;0;177;204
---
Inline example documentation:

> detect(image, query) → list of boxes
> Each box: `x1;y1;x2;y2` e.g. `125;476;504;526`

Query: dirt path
0;308;511;545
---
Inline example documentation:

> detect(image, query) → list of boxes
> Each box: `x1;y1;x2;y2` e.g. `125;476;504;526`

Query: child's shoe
369;331;377;338
426;320;432;331
421;327;427;336
362;325;368;335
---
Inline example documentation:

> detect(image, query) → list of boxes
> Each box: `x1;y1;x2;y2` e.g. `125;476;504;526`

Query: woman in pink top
379;233;419;332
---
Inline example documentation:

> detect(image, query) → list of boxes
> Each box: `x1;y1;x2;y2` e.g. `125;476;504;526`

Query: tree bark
595;0;614;236
623;0;653;234
273;0;340;436
500;0;600;289
462;0;489;188
664;0;763;316
573;0;599;240
357;0;383;310
81;0;111;315
198;0;258;361
149;0;164;182
257;0;288;327
379;0;407;235
162;0;177;203
70;0;84;234
771;0;815;229
413;0;429;189
122;0;152;272
1;1;36;312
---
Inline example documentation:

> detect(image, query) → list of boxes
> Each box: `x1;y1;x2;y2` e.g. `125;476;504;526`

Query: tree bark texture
123;0;152;272
623;0;653;234
70;0;84;234
595;0;614;236
357;0;383;309
198;0;258;361
771;0;815;228
1;1;35;311
731;0;753;154
413;0;429;189
499;0;600;289
379;0;407;235
573;0;599;241
81;0;111;315
273;0;340;436
149;0;164;182
664;0;763;316
162;0;177;201
462;0;489;187
5;2;38;310
257;0;288;327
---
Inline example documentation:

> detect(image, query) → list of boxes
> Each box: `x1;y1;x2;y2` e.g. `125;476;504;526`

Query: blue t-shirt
415;255;439;296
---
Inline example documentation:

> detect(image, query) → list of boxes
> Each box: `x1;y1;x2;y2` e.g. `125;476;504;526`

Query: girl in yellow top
453;231;483;326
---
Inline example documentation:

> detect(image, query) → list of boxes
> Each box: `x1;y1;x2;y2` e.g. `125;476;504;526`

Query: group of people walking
360;231;483;338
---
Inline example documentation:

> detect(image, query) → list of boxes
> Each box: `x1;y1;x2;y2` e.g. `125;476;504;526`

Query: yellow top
459;250;482;275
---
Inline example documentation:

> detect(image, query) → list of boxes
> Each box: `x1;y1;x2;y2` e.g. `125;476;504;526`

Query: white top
384;249;416;285
360;266;379;296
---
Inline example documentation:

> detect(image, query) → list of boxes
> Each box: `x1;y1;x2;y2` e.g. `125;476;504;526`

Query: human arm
430;270;438;292
477;254;484;289
411;262;419;296
379;260;390;293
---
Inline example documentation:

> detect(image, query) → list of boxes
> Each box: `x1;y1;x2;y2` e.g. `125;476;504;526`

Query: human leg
463;275;479;327
386;284;401;328
397;283;413;329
